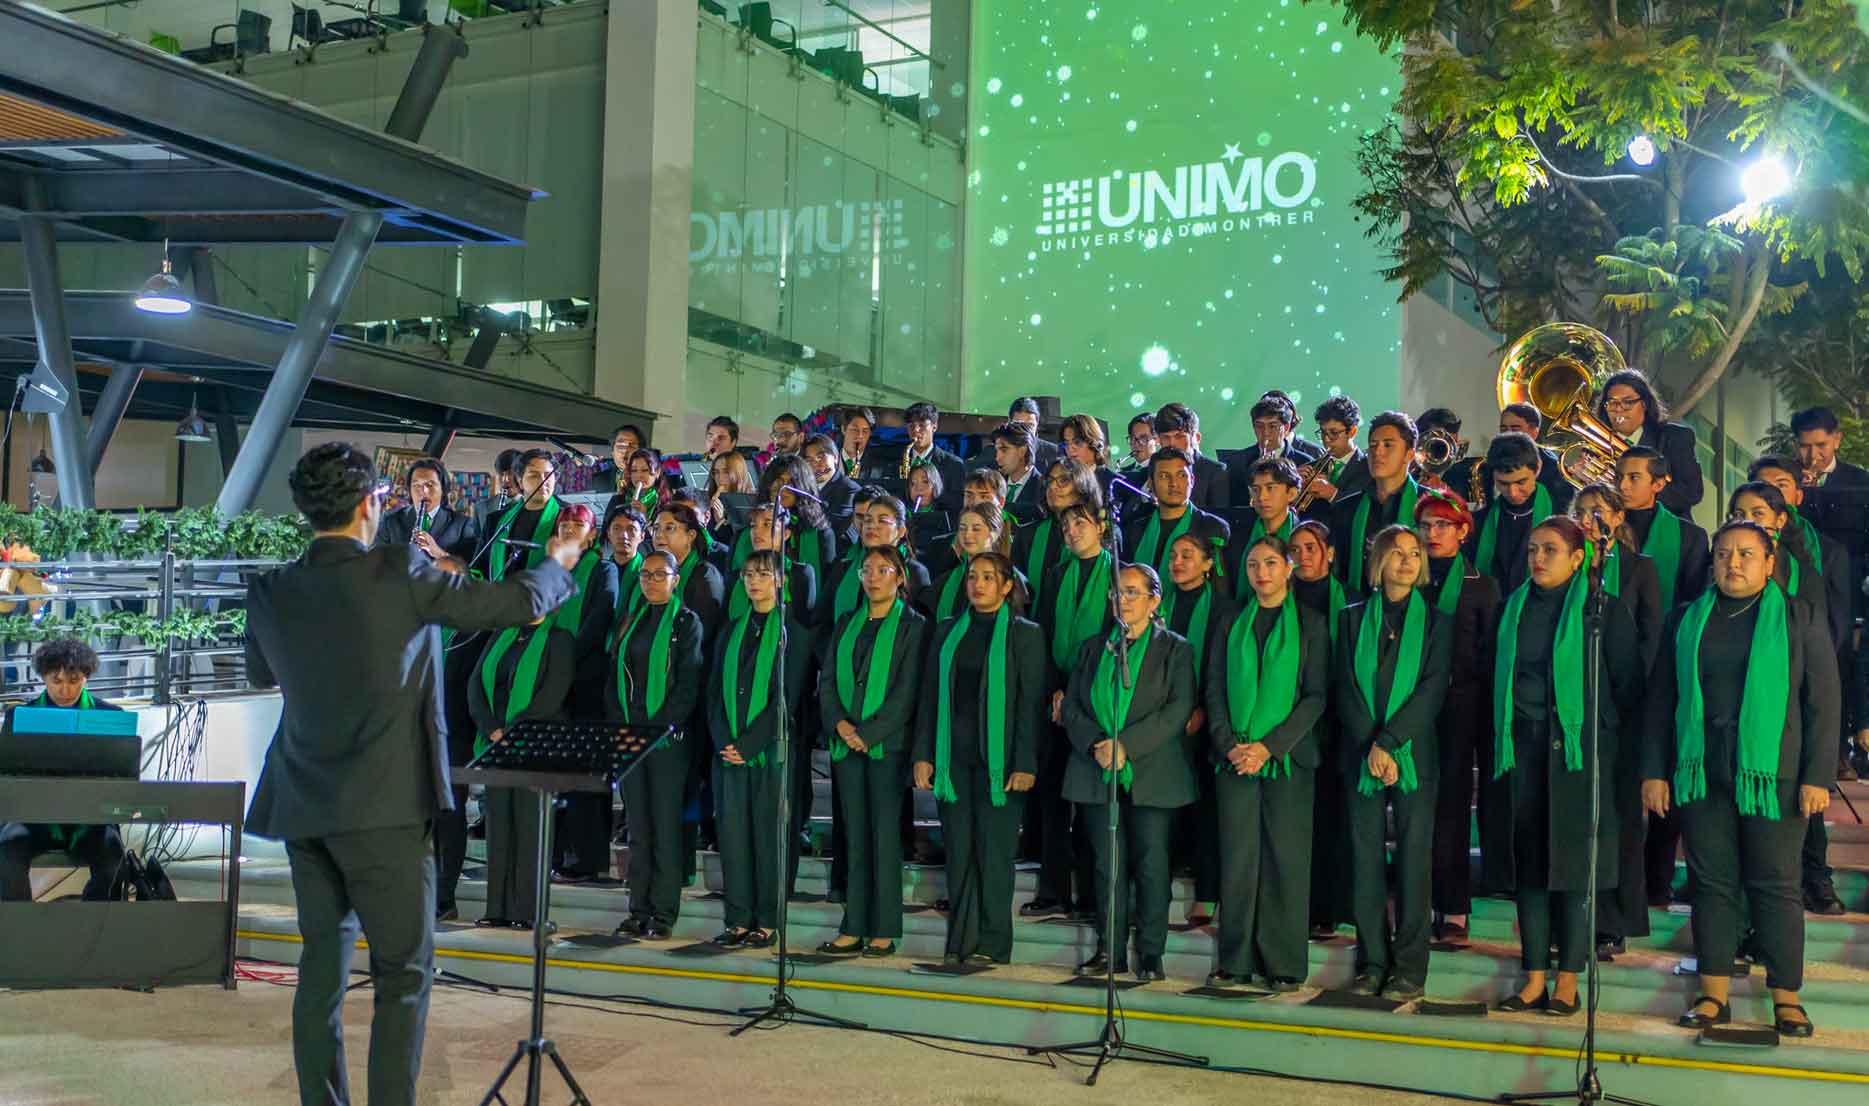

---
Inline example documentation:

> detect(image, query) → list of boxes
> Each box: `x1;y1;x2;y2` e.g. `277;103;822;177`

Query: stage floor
0;978;1446;1106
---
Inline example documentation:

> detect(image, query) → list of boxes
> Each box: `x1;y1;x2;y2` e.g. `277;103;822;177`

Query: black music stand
460;720;673;1106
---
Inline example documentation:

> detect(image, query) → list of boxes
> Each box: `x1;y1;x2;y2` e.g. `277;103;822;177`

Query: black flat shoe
1205;969;1242;987
641;922;672;941
861;941;896;958
741;928;775;949
1310;924;1339;942
1077;950;1110;975
1019;898;1067;919
713;928;747;947
1348;971;1384;997
817;939;865;956
475;916;510;928
1134;955;1165;982
1678;996;1730;1029
1546;994;1580;1016
1774;1003;1815;1038
613;916;647;938
964;953;1002;967
1267;977;1304;993
1496;991;1548;1013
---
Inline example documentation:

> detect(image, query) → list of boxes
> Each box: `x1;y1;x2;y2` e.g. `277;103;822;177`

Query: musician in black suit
1154;402;1231;515
901;401;968;515
1467;432;1555;596
0;639;128;903
981;396;1062;476
1491;403;1577;515
1595;368;1704;513
1224;393;1324;511
586;424;646;495
1793;407;1869;624
374;457;480;563
992;420;1047;528
1119;446;1230;583
243;443;576;1106
478;448;564;583
804;433;861;539
1298;395;1371;513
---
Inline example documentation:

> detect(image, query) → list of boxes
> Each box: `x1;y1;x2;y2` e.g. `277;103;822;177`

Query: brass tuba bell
1496;322;1629;488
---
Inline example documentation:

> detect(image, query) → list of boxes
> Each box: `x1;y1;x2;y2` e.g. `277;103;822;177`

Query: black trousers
432;786;469;912
715;761;782;931
1215;766;1314;981
1348;776;1437;988
1087;798;1177;964
1173;742;1221;903
1800;811;1832;891
482;787;541;924
1431;718;1479;915
622;737;692;926
832;750;905;938
1597;732;1652;940
284;823;434;1106
1643;810;1683;905
1680;785;1808;991
0;823;124;901
939;767;1026;961
1035;728;1093;908
1309;763;1351;929
553;790;613;878
1515;888;1589;973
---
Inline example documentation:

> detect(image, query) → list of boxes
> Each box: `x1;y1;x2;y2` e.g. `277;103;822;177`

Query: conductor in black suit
244;443;577;1106
1595;369;1704;514
374;457;480;563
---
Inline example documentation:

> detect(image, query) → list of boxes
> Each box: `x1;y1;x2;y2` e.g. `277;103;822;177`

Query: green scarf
1089;625;1151;791
613;598;681;722
1473;485;1551;582
1671;583;1792;818
30;691;94;844
794;527;826;582
1491;555;1589;778
1353;592;1426;795
1134;506;1194;572
937;556;970;622
489;496;561;582
1318;574;1347;645
633;487;659;515
476;623;553;757
1601;543;1623;598
1025;518;1057;602
1790;509;1823;574
832;544;867;622
613;551;644;623
1349;479;1420;590
1222;598;1300;779
1237;509;1296;582
1051;550;1113;670
728;548;793;621
720;607;781;768
551;550;599;635
1435;554;1467;617
1641;504;1684;612
932;605;1012;807
1162;582;1213;684
831;599;903;762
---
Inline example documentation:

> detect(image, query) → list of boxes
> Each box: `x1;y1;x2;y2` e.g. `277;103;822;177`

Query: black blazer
1331;599;1453;779
1468;447;1575;516
1221;440;1324;513
466;625;577;741
1625;506;1711;613
705;610;812;763
1431;561;1501;738
817;604;930;757
1308;450;1372;518
1607;548;1665;676
1203;601;1330;771
1641;594;1840;795
676;556;728;641
244;538;573;840
1005;471;1047;529
817;550;933;625
1635;421;1704;514
605;601;705;730
1119;505;1230;581
912;612;1048;783
1190;452;1232;515
376;504;481;563
818;471;861;533
1804;458;1869;618
563;555;621;718
1060;627;1198;808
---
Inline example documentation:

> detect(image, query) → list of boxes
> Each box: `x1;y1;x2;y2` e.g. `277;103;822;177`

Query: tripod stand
1027;527;1207;1085
1499;558;1653;1106
461;722;673;1106
734;493;866;1036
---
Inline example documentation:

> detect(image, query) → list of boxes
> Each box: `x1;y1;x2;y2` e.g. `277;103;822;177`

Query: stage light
134;238;192;315
174;393;213;443
1626;135;1656;167
1741;157;1792;204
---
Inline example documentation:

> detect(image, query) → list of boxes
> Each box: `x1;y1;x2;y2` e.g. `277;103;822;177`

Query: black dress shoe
964;953;1002;967
1596;936;1625;961
1381;979;1425;1003
1677;996;1730;1029
1134;955;1165;982
1078;949;1127;974
713;928;747;947
1020;897;1067;918
1804;881;1846;916
1774;1002;1815;1038
475;916;510;929
1310;924;1339;942
641;922;672;941
1347;971;1384;996
741;928;775;949
1495;991;1548;1013
861;941;896;958
817;938;865;956
613;916;648;938
933;898;951;912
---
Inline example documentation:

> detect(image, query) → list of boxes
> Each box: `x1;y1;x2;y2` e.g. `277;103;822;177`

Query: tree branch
1521;131;1664;188
1674;243;1772;416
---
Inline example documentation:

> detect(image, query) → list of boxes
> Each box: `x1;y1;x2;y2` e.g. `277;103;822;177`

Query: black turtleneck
951;612;997;761
1166;583;1205;640
1625;504;1659;550
1699;591;1763;761
1428;554;1457;592
1251;602;1283;645
1511;581;1566;721
1488;499;1537;578
1292;575;1335;619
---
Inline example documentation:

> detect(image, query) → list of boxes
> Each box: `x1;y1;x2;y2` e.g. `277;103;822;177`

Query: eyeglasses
1048;475;1075;487
1117;588;1154;601
1317;427;1350;442
858;564;898;579
1420;518;1460;532
1128;433;1155;446
639;569;676;581
1602;397;1643;411
741;569;777;580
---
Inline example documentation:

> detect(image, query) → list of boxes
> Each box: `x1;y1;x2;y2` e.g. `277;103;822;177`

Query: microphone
783;484;829;506
1109;475;1156;503
500;538;546;550
549;436;601;467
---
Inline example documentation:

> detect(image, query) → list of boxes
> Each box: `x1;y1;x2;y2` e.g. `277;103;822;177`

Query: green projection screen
963;1;1402;449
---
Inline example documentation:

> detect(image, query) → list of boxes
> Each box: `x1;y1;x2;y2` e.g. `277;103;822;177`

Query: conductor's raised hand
545;534;582;572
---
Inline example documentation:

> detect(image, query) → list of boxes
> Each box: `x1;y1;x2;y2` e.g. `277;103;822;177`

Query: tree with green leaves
1335;0;1869;416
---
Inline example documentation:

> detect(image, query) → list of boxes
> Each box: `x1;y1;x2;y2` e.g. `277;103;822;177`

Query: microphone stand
1027;518;1208;1085
1499;539;1653;1106
734;498;865;1037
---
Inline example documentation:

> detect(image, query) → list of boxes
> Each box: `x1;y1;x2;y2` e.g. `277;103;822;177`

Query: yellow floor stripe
235;929;1869;1086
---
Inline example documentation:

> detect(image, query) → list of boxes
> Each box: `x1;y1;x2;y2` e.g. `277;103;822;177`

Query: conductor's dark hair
905;401;940;426
1748;454;1805;483
1315;395;1362;428
1486;431;1541;475
1596;369;1666;429
1009;396;1041;419
33;638;99;678
1416;406;1461;435
406;457;451;498
1619;445;1669;480
1369;409;1420;449
1248;457;1302;490
1790;407;1840;436
495;448;523;475
289;442;375;531
1500;402;1544;432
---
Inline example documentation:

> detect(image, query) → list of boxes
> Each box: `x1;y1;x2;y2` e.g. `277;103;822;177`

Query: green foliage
0;505;308;562
0;608;248;646
1329;0;1869;415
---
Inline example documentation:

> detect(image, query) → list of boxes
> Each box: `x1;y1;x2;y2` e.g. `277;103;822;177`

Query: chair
290;5;332;49
737;3;796;51
235;10;273;55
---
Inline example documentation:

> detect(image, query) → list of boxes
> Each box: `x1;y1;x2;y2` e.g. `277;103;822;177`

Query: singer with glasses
609;550;706;940
1014;458;1106;608
376;457;479;563
1204;535;1329;990
1641;520;1839;1037
1486;517;1641;1016
817;546;930;958
1060;563;1197;981
708;550;812;949
1334;526;1453;1001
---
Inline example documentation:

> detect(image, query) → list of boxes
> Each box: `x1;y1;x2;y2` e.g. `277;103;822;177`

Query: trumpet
1418;429;1468;476
1294;458;1333;511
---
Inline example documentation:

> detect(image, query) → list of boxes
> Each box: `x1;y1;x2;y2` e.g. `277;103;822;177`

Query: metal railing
1;555;287;704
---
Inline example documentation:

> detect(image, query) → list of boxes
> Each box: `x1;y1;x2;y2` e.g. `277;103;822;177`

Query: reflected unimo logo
691;199;909;263
1033;148;1320;246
